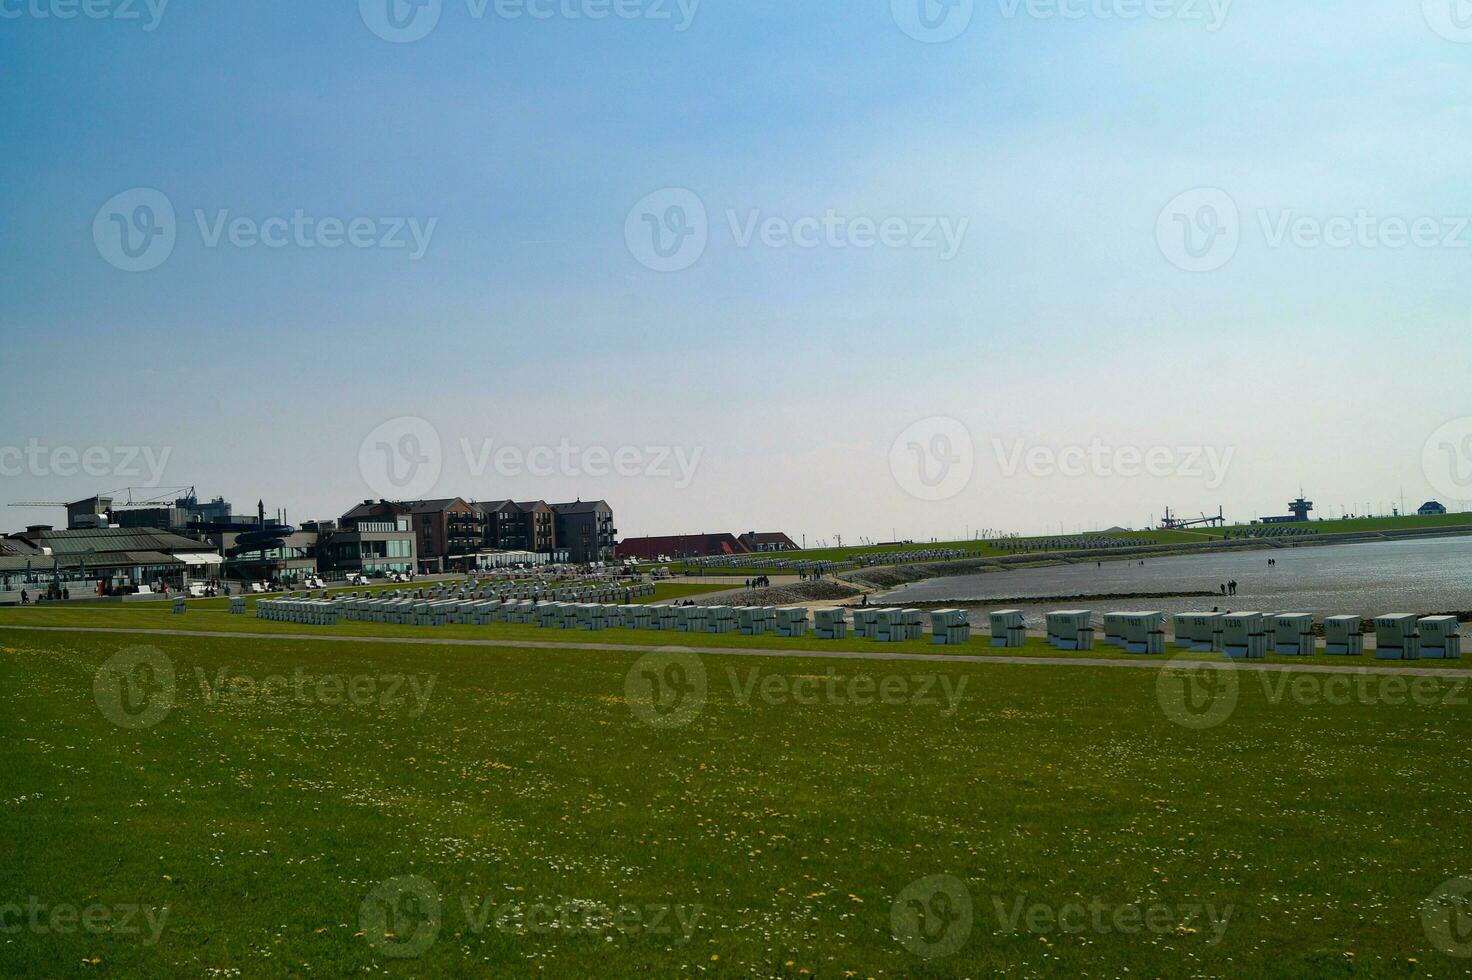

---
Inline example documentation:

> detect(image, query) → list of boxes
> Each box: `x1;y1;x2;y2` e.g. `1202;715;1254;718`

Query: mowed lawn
3;628;1471;977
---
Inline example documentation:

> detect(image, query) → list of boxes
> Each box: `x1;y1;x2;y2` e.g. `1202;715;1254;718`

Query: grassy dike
2;619;1470;977
653;512;1472;576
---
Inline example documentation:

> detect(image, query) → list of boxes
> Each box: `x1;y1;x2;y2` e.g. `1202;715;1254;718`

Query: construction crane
7;486;196;510
1159;505;1226;531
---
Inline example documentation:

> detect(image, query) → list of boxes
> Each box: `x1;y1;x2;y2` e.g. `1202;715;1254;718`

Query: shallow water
878;534;1472;626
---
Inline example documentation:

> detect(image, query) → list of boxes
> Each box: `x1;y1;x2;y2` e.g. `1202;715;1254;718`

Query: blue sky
3;0;1472;542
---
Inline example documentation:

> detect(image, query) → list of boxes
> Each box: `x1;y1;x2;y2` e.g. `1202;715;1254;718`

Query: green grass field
1175;512;1472;541
4;603;1472;976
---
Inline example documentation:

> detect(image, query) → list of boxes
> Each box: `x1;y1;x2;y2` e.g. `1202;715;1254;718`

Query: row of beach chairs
242;592;1465;661
1071;610;1461;660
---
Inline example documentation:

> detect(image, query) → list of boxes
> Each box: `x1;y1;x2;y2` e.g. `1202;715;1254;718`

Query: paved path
2;624;1467;677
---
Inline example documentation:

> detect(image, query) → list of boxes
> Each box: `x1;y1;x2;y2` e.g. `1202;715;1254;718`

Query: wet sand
877;535;1472;626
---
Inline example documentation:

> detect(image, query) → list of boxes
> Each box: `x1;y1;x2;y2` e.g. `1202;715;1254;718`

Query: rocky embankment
710;579;864;607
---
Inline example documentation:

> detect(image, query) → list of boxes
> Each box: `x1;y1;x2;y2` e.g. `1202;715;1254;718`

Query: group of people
1219;580;1239;596
744;575;772;589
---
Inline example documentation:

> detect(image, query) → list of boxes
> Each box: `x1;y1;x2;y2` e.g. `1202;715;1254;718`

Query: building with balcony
473;499;529;551
316;518;417;578
552;500;616;563
341;498;478;573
